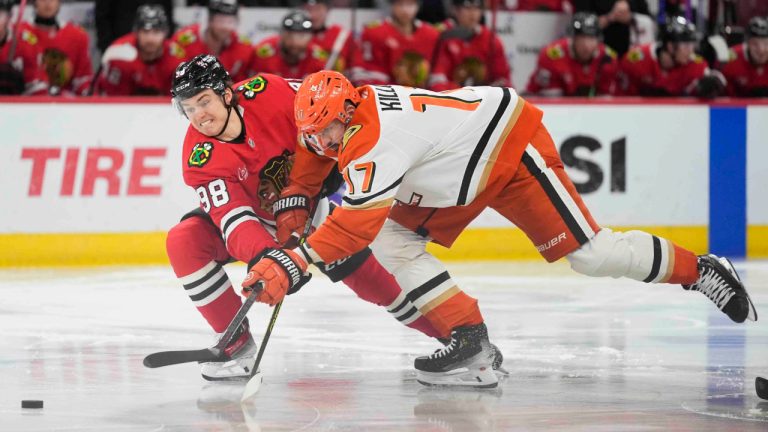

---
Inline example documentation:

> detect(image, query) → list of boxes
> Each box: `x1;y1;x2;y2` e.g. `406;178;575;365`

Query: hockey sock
340;254;442;338
167;217;242;333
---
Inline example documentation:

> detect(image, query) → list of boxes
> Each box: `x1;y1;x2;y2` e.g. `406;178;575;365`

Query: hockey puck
756;376;768;400
21;400;43;409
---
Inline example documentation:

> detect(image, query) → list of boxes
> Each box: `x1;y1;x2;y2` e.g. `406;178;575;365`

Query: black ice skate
683;254;758;323
416;323;498;388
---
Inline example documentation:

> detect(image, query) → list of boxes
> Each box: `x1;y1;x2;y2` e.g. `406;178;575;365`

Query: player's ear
223;88;233;105
343;101;356;121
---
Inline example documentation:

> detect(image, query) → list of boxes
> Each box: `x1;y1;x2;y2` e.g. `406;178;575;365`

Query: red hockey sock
342;254;442;338
166;217;242;333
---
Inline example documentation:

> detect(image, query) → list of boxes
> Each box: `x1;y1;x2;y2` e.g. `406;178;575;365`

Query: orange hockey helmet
294;71;361;154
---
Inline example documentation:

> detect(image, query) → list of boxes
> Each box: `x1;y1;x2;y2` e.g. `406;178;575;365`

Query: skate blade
416;367;499;389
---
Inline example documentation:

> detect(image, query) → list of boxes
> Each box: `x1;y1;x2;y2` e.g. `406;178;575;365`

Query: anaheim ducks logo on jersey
188;142;214;167
258;151;294;212
341;125;362;151
237;75;268;100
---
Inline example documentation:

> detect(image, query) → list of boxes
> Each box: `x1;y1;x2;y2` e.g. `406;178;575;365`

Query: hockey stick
757;376;768;400
241;199;319;402
323;28;350;71
6;0;27;63
142;281;264;368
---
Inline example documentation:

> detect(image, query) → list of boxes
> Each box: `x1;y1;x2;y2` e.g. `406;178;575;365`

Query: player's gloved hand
273;185;311;246
242;248;311;305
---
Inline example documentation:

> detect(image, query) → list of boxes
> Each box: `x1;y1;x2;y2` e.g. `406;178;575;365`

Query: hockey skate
416;323;498;388
683;254;758;323
200;320;258;381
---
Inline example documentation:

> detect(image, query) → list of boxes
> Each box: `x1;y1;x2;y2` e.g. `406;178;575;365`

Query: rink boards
1;98;766;265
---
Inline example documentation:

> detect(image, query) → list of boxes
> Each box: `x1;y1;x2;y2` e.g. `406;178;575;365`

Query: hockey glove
242;248;311;305
273;185;312;246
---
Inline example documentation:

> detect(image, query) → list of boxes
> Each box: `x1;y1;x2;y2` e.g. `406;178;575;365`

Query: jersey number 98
196;179;230;212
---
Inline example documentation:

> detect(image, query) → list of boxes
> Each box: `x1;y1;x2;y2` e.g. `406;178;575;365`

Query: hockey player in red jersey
619;16;724;97
351;0;439;87
250;10;326;80
302;0;353;72
97;5;185;96
244;70;757;388
21;0;91;95
171;0;254;83
429;0;512;91
0;0;47;95
166;55;449;381
720;17;768;97
526;13;618;96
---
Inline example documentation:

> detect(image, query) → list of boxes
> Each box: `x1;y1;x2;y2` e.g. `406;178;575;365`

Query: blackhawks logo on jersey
188;142;214;167
627;48;644;63
177;30;197;46
546;45;564;60
237;75;268;100
256;44;275;58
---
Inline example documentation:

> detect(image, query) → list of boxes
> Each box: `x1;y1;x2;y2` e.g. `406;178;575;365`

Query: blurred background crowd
0;0;765;98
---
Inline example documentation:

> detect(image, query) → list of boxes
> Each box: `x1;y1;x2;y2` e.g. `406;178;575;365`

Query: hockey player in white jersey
242;70;757;388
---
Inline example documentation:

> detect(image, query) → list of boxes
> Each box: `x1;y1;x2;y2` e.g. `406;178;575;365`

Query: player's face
391;0;419;26
305;119;345;155
303;3;328;29
671;41;695;65
0;11;9;34
455;5;482;29
281;31;312;59
34;0;60;19
573;35;598;63
748;37;768;65
136;28;166;60
208;14;238;41
181;89;232;137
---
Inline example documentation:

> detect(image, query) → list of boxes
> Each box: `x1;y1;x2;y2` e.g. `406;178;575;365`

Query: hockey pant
379;123;700;336
165;202;441;337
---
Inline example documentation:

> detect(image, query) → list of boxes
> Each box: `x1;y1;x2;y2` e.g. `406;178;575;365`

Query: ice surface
1;261;767;431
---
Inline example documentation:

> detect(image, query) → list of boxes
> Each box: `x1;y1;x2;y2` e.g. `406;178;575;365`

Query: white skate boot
683;254;757;323
200;320;258;381
415;323;498;388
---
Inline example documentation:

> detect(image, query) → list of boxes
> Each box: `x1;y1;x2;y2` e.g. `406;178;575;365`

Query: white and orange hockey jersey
291;84;544;264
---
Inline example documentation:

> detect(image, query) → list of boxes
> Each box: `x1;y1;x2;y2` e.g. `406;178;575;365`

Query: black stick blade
756;376;768;400
143;348;223;368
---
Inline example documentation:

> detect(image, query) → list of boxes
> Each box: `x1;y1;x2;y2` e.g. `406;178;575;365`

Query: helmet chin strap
213;92;238;139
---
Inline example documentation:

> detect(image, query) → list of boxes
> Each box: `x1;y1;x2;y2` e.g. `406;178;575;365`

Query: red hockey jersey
21;21;92;95
181;74;301;263
720;43;768;97
352;18;439;88
618;43;708;96
250;35;326;80
0;26;47;95
429;25;512;91
310;24;353;72
98;33;186;96
171;24;255;83
526;37;618;96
